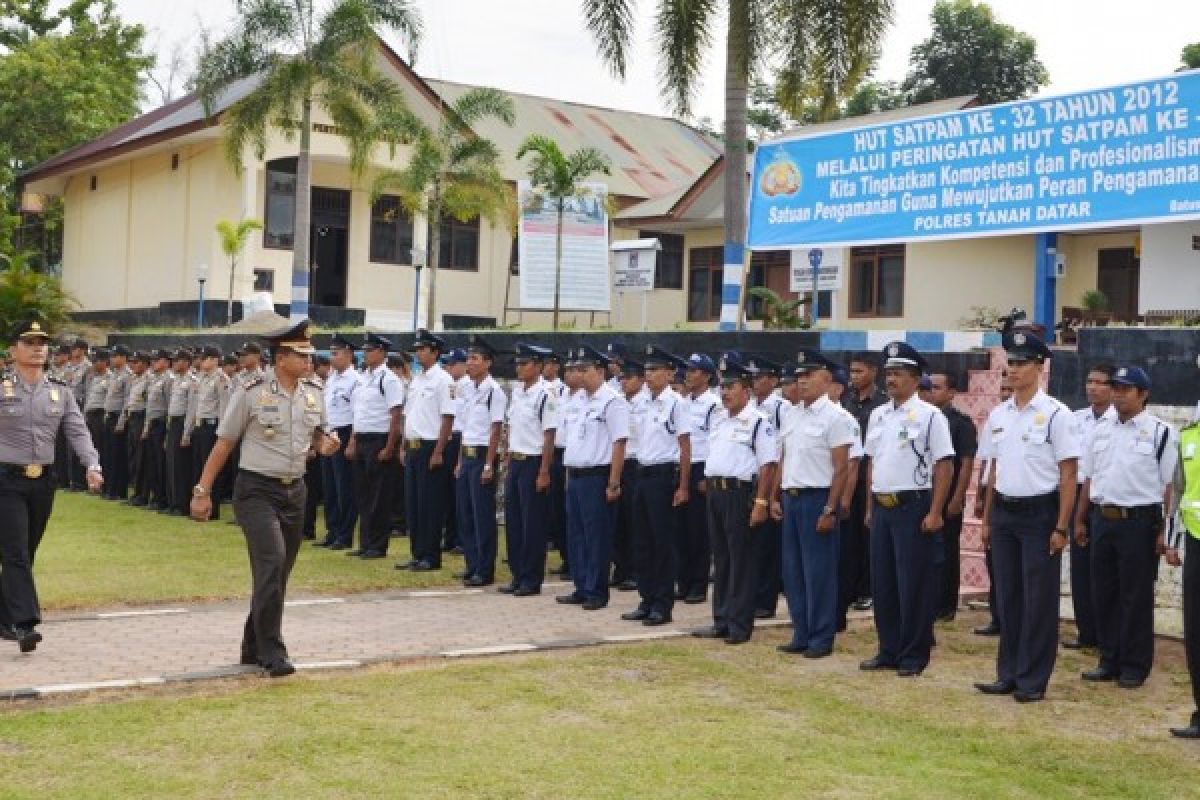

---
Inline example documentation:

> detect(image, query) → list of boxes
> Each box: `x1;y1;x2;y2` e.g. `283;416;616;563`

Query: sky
115;0;1200;120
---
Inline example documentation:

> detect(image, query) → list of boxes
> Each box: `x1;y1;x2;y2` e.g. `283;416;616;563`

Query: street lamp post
196;263;210;328
411;247;427;334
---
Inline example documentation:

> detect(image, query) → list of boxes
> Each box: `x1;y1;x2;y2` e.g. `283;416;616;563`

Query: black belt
708;477;754;491
239;468;301;487
873;489;931;509
509;452;533;461
567;466;609;479
356;432;388;440
405;437;436;450
1098;503;1161;521
462;446;488;459
197;419;218;427
785;487;828;497
0;463;51;480
129;410;146;416
637;462;678;477
994;491;1057;512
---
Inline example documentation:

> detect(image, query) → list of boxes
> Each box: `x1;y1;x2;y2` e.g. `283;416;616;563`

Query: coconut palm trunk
553;198;565;330
425;191;443;330
723;4;749;331
292;97;314;320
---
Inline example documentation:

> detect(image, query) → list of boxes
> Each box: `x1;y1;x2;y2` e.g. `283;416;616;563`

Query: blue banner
747;71;1200;249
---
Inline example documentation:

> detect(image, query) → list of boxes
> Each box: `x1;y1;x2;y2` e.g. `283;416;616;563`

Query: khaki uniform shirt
84;370;111;413
146;370;171;420
167;370;195;418
103;366;132;414
185;370;232;431
218;376;327;481
0;373;98;467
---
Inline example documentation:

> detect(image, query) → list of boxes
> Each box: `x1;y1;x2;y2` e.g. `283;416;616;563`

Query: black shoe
973;622;1001;636
329;542;349;551
1118;676;1146;690
683;593;707;605
1062;638;1096;650
442;543;456;552
673;589;687;600
409;560;437;571
803;647;833;659
754;609;775;620
264;660;296;678
451;546;464;555
723;635;750;645
464;575;486;587
859;656;897;671
974;680;1016;695
395;559;419;570
359;551;386;560
452;570;470;580
777;642;807;654
643;611;671;626
693;627;729;639
1170;721;1200;739
0;625;15;642
313;539;334;548
556;594;585;605
128;497;148;507
897;666;924;677
621;609;650;621
616;580;638;591
239;654;260;666
935;611;956;623
497;583;517;594
303;532;316;541
1013;689;1045;703
852;597;873;611
346;549;365;557
581;599;607;611
513;587;540;597
1082;667;1119;682
13;625;41;653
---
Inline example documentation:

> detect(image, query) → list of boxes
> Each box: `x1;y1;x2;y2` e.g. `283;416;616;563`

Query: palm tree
0;250;78;336
516;135;611;331
582;0;893;329
372;87;514;330
216;217;264;324
192;0;421;321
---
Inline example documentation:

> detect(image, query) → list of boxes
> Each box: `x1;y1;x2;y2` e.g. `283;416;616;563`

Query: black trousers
404;439;448;566
86;409;106;479
505;456;549;591
0;470;56;628
1090;509;1160;681
937;511;964;617
441;433;461;548
144;418;168;509
840;468;872;611
126;411;146;501
991;500;1061;694
233;470;305;666
1069;490;1099;646
387;459;405;535
191;422;220;520
1184;534;1200;718
871;496;936;672
707;483;761;640
549;447;569;570
612;458;638;583
633;465;679;616
676;462;710;597
302;452;323;538
104;411;129;499
54;428;71;489
754;516;782;614
352;434;392;555
166;416;192;513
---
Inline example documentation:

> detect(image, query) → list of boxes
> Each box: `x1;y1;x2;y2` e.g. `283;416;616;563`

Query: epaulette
243;377;265;390
48;376;68;386
302;376;323;388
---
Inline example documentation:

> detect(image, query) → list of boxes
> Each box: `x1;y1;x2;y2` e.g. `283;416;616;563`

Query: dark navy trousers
504;456;548;591
783;488;840;651
632;465;679;616
871;494;935;671
991;500;1061;693
1068;490;1098;646
456;453;497;581
1090;509;1159;682
676;462;710;597
321;425;358;546
566;472;615;605
754;516;783;614
404;440;448;567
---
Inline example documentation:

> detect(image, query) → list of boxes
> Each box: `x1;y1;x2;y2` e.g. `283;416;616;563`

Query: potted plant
1080;289;1113;326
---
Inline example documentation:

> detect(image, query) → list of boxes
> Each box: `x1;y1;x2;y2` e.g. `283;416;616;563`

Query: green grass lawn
2;624;1198;799
37;491;515;610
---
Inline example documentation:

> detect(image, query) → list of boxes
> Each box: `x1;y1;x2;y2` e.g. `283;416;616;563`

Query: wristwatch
753;498;768;507
192;485;209;497
821;505;835;516
1052;526;1067;536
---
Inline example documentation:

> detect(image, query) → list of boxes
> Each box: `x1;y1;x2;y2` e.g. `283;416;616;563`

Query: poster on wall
789;247;843;292
518;180;611;311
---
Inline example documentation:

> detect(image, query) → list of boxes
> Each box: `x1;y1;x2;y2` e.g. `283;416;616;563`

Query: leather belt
637;462;678;477
405;438;434;450
0;463;49;479
994;491;1057;512
708;477;754;491
873;490;930;509
196;418;218;427
240;468;299;486
567;466;609;479
785;487;828;497
509;452;531;461
1098;503;1161;521
462;446;486;459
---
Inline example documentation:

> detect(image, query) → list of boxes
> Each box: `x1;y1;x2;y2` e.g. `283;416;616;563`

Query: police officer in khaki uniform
165;349;195;515
102;344;133;500
190;321;338;677
120;351;151;505
0;318;103;651
142;349;172;511
185;345;231;520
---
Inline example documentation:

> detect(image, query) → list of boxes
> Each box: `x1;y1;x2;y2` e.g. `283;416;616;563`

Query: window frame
848;244;906;319
687;245;724;321
641;231;684;290
429;214;481;272
263;158;297;250
368;195;415;265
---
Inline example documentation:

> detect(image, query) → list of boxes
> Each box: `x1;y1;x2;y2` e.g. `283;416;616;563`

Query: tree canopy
1183;42;1200;69
903;0;1048;106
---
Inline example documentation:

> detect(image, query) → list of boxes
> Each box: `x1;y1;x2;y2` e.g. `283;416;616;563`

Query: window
264;158;297;249
640;231;683;289
369;195;414;264
429;214;480;271
849;245;905;317
687;246;723;321
745;250;792;320
253;268;274;292
509;235;519;275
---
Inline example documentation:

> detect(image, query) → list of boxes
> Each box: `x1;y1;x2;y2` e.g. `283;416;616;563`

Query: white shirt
779;395;858;489
832;398;865;460
637;387;691;466
686;388;721;463
450;374;472;433
978;389;1079;497
865;395;956;492
1073;405;1117;484
324;366;359;428
554;386;581;449
705;403;778;481
563;384;629;468
351;364;404;434
458;375;508;447
507;378;557;456
754;393;790;431
624;387;650;460
404;362;455;440
1081;410;1176;507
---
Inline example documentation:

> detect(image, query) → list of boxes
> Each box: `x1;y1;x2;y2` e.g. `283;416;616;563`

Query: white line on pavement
284;598;346;607
96;609;188;618
441;643;538;657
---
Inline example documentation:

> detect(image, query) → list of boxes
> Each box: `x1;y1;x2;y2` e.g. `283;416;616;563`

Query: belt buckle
464;446;478;458
511;452;526;461
1101;506;1124;521
406;439;421;451
24;464;43;479
876;493;899;509
280;477;294;486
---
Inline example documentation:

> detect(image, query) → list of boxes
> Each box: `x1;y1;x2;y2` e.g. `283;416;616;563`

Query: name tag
1024;426;1047;445
990;429;1005;444
1135;440;1154;456
730;428;752;444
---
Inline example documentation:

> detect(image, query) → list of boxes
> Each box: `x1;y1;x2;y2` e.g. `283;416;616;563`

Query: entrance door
1097;247;1140;321
310;188;351;307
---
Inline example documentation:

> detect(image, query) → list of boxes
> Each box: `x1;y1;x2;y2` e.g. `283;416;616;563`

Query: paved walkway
1;583;812;700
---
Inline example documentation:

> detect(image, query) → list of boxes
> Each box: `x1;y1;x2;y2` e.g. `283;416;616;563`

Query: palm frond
654;0;717;117
448;86;516;130
565;147;612;180
582;0;636;78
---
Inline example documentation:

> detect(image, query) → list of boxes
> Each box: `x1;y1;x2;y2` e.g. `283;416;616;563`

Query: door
1097;247;1139;321
310;188;351;307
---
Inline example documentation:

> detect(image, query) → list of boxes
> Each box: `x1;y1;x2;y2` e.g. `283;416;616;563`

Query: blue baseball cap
1111;365;1150;390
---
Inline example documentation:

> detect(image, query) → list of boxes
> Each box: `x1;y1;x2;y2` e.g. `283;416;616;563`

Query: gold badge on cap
30;321;41;332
